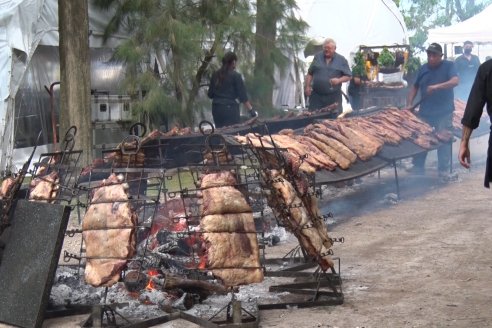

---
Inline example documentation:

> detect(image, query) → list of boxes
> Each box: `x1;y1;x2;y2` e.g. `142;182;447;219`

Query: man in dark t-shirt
304;38;351;117
459;59;492;187
406;43;459;176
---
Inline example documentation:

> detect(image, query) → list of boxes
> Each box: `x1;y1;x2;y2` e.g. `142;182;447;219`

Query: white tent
273;0;408;109
427;4;492;44
0;0;127;172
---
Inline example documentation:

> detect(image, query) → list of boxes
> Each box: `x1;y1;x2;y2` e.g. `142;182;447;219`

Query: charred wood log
124;271;228;297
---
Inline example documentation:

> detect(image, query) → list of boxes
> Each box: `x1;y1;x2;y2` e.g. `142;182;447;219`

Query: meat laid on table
435;129;454;143
82;174;137;287
199;171;263;287
28;171;59;203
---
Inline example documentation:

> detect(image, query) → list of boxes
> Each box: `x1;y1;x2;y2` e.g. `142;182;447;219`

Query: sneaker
438;171;458;182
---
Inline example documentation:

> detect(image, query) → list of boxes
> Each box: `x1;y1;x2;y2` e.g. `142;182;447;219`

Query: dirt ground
2;136;492;328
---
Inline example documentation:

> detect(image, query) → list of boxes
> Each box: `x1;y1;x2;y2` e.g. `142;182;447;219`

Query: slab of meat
204;232;260;269
199;171;263;287
270;134;324;170
292;135;338;170
336;122;383;155
367;115;414;139
435;129;454;143
207;268;264;286
0;176;17;199
28;171;59;203
201;213;256;233
266;169;333;271
316;123;375;161
340;119;386;146
236;134;316;174
307;131;355;169
201;186;251;216
411;134;440;149
346;118;401;145
82;174;137;287
388;108;434;135
200;171;237;189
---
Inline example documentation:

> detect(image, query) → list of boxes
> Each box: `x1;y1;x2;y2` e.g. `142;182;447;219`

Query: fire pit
2;123;345;328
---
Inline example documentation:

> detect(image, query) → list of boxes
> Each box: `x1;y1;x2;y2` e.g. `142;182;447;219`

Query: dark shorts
212;103;240;128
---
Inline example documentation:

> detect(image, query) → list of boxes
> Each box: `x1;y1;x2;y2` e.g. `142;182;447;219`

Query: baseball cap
426;43;443;55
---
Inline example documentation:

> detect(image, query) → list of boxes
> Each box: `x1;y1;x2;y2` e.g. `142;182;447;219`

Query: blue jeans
412;112;453;172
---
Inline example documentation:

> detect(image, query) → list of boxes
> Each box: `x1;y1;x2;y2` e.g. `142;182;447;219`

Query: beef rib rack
82;173;137;287
199;171;263;287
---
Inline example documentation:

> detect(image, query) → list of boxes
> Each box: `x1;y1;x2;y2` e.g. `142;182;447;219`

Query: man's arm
331;75;351;85
405;85;418;110
305;73;313;96
427;76;459;94
459;125;473;168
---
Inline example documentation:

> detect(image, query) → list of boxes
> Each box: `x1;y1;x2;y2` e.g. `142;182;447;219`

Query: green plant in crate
351;51;366;78
378;48;396;73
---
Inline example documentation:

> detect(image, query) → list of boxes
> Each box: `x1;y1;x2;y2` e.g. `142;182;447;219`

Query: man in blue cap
405;43;459;178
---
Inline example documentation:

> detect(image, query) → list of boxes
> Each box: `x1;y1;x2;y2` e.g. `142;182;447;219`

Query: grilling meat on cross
82;174;137;287
264;168;334;271
199;171;263;287
28;171;59;203
0;176;18;199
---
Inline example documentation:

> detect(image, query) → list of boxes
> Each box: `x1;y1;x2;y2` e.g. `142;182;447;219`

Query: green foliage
93;0;307;127
351;51;366;77
378;48;395;68
400;0;492;53
404;56;421;75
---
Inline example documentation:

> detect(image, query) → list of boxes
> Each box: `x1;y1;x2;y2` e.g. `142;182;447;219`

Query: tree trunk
253;0;278;110
58;0;92;166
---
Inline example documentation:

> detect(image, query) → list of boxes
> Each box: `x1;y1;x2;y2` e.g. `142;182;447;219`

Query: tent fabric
0;0;128;172
298;0;408;60
427;4;492;44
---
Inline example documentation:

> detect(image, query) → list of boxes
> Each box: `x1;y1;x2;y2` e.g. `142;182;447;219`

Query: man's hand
330;78;340;86
458;141;471;168
304;87;312;97
403;104;417;112
249;109;258;118
426;84;439;94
